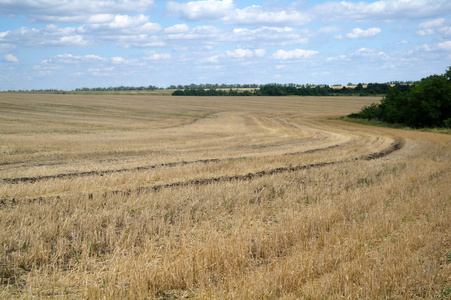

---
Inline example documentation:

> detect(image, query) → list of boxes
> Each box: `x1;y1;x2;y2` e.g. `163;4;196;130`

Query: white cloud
111;56;142;65
86;14;115;24
0;31;9;39
0;15;162;48
40;54;107;65
272;49;319;60
437;41;451;51
254;49;266;57
201;55;220;63
162;25;310;49
418;40;451;52
86;15;161;34
226;48;266;58
0;42;16;55
0;0;155;23
417;29;435;36
226;49;253;58
354;48;384;57
1;25;89;47
314;0;451;22
4;54;19;62
164;24;190;34
327;48;387;62
326;54;348;62
167;0;312;26
418;18;446;29
224;5;313;26
336;27;381;39
58;35;89;46
111;57;125;63
230;27;309;45
417;18;451;36
166;25;222;41
144;52;172;60
318;26;341;34
167;0;233;21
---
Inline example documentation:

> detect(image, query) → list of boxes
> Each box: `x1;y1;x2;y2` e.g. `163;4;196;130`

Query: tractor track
1;140;352;185
0;137;404;208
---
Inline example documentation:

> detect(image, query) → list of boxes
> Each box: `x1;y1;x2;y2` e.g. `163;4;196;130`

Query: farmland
0;93;450;299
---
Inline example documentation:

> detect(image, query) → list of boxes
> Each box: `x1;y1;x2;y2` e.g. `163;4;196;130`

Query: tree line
74;85;161;91
6;82;417;93
349;67;451;128
171;82;400;96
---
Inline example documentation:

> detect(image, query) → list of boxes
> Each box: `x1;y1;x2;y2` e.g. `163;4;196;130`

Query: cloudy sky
1;0;451;90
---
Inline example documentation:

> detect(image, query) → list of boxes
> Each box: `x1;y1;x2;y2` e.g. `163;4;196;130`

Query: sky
1;0;451;90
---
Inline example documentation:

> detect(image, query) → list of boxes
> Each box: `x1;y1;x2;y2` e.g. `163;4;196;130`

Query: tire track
1;158;221;184
0;137;404;208
1;140;352;185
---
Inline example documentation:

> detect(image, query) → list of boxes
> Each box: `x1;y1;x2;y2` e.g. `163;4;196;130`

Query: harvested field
0;93;450;299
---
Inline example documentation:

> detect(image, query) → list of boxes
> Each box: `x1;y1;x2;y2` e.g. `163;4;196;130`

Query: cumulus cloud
417;18;451;36
254;49;266;57
272;49;319;60
327;48;386;62
167;0;233;21
144;51;172;60
165;25;223;42
200;55;220;63
0;0;155;23
226;48;254;58
318;26;342;34
313;0;451;22
0;25;89;47
353;48;385;57
4;54;19;62
111;57;138;64
418;18;446;29
0;15;162;48
162;25;310;49
167;0;451;27
336;27;381;39
226;48;266;58
85;15;161;34
39;54;107;65
437;41;451;51
164;24;190;34
223;5;313;26
167;0;312;26
230;27;309;45
420;40;451;51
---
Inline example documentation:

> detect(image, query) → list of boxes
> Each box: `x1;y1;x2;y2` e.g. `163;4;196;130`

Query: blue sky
1;0;451;90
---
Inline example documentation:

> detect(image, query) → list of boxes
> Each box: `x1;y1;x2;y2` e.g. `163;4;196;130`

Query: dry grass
0;93;449;299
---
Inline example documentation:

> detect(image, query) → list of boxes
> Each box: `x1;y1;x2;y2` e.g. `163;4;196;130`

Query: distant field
1;93;449;299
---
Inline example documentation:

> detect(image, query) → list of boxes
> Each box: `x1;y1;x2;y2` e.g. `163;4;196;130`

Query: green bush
349;67;451;128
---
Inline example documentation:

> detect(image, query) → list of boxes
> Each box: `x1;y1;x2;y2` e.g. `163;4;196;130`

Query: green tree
349;67;451;128
405;74;451;127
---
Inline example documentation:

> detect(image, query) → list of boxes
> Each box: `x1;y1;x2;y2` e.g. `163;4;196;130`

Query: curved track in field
0;137;404;208
1;110;405;207
2;142;350;184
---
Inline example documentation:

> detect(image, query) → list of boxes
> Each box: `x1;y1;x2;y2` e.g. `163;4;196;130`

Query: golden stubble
0;93;449;299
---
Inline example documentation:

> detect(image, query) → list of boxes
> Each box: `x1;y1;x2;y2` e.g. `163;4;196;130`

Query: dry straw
0;93;449;299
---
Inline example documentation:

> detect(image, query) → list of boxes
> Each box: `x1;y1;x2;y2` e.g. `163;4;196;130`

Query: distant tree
355;83;364;92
